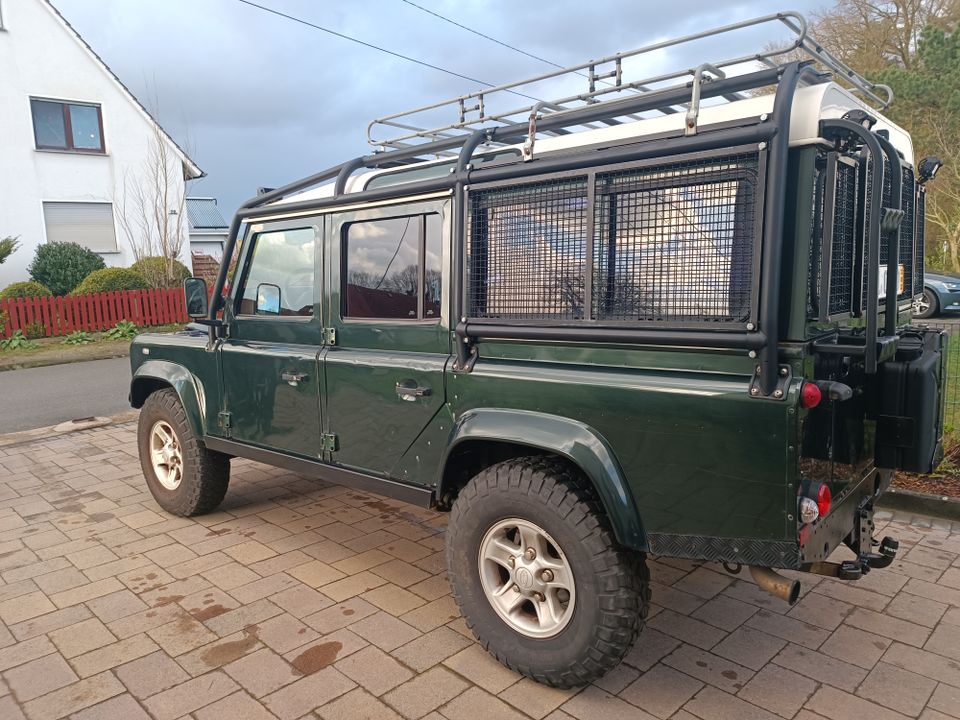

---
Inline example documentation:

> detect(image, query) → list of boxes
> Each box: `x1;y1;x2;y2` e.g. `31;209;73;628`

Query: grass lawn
0;324;186;371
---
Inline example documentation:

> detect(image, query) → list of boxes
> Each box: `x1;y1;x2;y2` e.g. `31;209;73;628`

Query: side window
238;227;315;317
343;214;442;320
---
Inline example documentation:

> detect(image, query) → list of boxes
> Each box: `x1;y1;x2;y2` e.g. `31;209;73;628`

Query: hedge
28;242;105;295
131;256;191;288
72;268;149;295
0;281;54;299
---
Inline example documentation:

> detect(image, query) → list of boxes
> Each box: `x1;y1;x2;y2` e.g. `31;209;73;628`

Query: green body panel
130;334;219;437
445;356;797;543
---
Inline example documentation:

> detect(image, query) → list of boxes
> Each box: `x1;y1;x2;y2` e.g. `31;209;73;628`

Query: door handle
281;372;308;385
395;382;432;399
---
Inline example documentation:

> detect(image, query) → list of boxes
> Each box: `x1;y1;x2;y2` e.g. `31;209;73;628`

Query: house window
43;202;117;252
30;99;104;153
343;214;441;320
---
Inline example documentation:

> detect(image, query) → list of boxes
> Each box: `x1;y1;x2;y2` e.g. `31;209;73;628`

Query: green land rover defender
130;13;947;687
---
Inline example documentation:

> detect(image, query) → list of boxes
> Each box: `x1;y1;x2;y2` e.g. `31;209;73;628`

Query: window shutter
42;202;117;252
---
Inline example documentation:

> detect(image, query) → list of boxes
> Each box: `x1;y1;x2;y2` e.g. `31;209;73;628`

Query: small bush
22;320;45;339
29;242;106;295
0;331;39;351
131;256;191;289
104;320;139;340
72;268;148;295
0;281;53;299
63;331;94;345
0;237;19;265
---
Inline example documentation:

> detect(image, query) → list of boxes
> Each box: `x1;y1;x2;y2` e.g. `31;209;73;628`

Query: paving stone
712;626;788;671
441;685;529;720
883;642;960;687
8;605;92;641
390;626;472;672
443;644;521;694
223;647;299;697
408;574;452;602
661;644;754;693
806;684;910;720
317;686;404;720
3;652;78;703
349;611;420;652
498;677;577;719
773;642;869;691
70;633;159;678
857;661;937;716
672;567;733;599
737;663;817;719
622;627;682;672
114;650;190;699
820;624;891;670
49;578;123;609
562;685;658;720
924;621;960;661
928;683;960;718
885;593;948;628
269;584;333;619
685;685;779;720
399;595;458;632
787;591;854;631
69;692;152;720
147;615;220;656
383;665;468;719
335;645;413;696
261;666;355;720
319;571;388;602
48;617;115;658
647;609;727;650
142;670;239;720
286;561;346;589
370;559;431;588
745;608;830;650
21;671;124;720
194;690;278;720
846;607;932;647
620;663;703;718
204;598;283;637
254;613;319;654
302;597;378;634
690;595;759;632
0;591;56;625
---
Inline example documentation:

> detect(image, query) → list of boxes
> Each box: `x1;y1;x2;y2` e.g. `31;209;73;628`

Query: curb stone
878;486;960;522
0;409;139;448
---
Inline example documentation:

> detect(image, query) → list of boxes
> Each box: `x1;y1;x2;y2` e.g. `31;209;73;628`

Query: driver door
219;217;324;459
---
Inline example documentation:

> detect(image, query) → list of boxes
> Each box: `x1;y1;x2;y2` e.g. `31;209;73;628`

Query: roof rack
366;10;892;158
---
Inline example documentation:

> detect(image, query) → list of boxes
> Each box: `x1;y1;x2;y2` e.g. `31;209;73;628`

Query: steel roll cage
207;60;902;398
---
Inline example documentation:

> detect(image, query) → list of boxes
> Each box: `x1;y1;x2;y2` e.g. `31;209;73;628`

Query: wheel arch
438;409;645;550
130;360;206;439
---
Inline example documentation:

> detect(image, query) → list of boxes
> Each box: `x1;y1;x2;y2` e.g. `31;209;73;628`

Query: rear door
323;199;450;477
220;217;324;458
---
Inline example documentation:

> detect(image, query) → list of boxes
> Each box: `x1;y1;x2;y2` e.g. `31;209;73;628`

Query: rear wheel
914;288;939;319
138;389;230;516
446;457;649;687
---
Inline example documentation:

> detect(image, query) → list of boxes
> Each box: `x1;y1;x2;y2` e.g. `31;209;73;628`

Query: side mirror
183;277;209;319
256;283;281;315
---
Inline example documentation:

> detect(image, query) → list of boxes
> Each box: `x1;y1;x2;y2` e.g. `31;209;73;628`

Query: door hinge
322;327;337;345
322;433;339;452
218;411;232;436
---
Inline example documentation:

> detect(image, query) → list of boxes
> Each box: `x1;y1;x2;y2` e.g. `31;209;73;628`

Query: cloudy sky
55;0;826;216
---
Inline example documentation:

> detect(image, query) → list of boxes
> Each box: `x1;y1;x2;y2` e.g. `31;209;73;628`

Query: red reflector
800;382;822;408
817;483;832;517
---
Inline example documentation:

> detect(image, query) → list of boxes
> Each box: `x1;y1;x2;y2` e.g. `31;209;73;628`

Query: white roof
276;81;913;207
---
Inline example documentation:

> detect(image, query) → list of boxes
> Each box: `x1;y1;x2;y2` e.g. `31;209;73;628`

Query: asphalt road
0;356;132;434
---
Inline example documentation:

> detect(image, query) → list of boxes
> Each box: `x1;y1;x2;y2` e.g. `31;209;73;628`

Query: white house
0;0;203;289
186;197;228;259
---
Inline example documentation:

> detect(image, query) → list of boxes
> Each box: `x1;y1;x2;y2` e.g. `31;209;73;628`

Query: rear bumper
797;467;892;566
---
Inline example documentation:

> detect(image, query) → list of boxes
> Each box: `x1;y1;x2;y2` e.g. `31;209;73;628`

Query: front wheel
914;288;939;319
138;389;230;516
446;457;649;688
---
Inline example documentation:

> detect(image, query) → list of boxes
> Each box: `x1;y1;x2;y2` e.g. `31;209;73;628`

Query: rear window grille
593;153;759;323
829;159;859;316
899;167;916;300
467;177;588;320
466;151;762;325
915;188;926;294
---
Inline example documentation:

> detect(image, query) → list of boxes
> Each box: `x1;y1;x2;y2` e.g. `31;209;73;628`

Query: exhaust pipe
749;566;801;605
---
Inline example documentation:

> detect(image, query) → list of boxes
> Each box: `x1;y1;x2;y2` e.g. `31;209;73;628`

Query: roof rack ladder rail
685;64;725;136
755;62;814;397
819;118;885;374
874;133;903;336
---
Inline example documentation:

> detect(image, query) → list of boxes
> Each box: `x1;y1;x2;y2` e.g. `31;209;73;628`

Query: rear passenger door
323;199;450;478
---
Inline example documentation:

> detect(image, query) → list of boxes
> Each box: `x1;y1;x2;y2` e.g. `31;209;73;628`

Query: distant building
186;197;228;281
0;0;203;288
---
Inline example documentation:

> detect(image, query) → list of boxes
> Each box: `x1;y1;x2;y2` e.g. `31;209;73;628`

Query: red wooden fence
0;288;189;338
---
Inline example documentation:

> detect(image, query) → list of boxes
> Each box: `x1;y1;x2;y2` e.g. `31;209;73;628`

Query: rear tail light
800;381;822;408
816;483;832;517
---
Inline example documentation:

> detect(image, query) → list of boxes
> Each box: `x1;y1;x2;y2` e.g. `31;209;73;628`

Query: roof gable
42;0;203;179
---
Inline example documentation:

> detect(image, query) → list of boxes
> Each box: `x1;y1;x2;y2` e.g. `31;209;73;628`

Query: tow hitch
802;536;899;580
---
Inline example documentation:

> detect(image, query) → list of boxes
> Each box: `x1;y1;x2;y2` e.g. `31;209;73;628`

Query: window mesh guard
467;152;761;325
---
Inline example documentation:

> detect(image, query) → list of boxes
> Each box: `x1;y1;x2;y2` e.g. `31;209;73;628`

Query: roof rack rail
366;10;892;157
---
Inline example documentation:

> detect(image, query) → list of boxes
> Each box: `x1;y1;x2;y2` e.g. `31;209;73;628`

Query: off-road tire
138;389;230;516
446;456;649;687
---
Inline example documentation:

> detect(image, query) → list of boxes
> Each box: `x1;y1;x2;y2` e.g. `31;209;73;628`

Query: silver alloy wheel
478;518;576;638
913;291;933;317
149;420;183;491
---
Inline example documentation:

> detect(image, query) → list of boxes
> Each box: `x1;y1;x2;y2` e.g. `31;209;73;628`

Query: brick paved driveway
1;421;959;720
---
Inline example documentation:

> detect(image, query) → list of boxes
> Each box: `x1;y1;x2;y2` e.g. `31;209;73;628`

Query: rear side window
238;227;316;316
343;214;442;320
